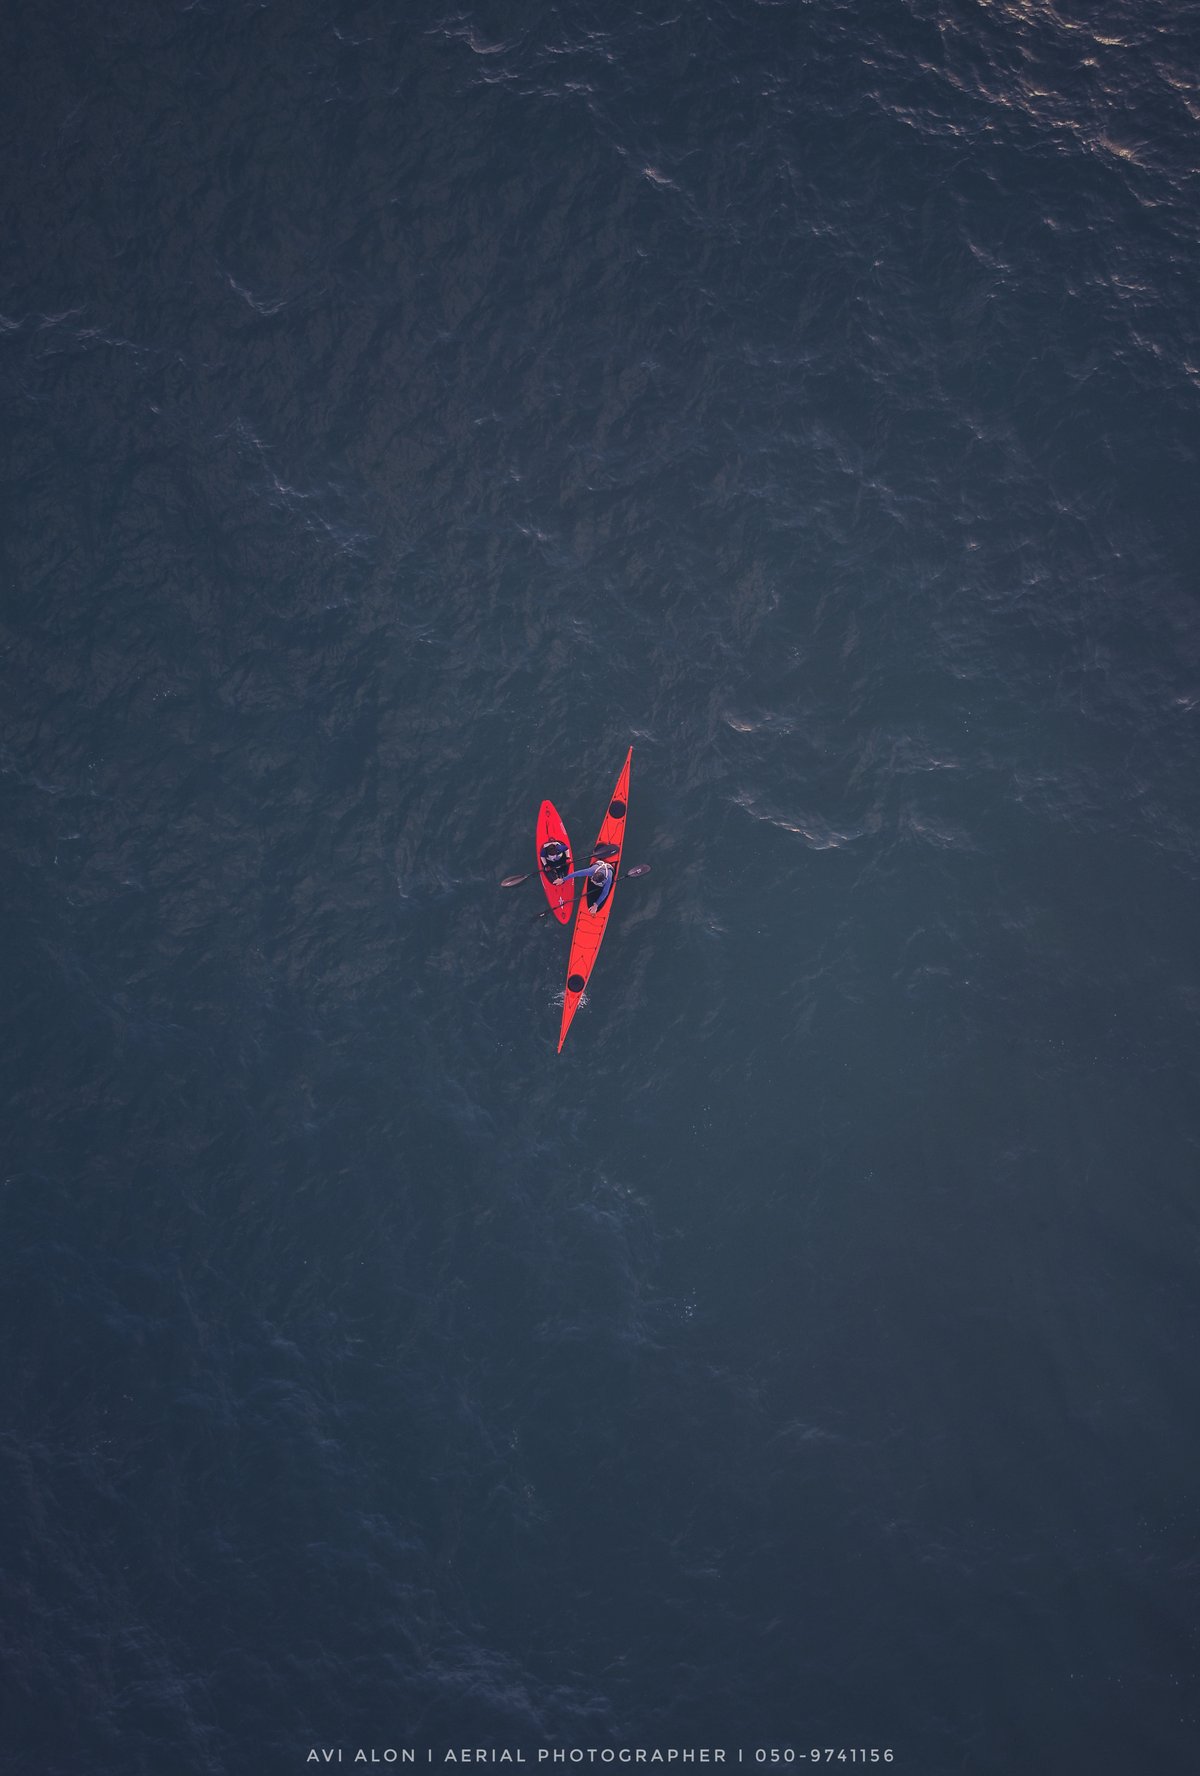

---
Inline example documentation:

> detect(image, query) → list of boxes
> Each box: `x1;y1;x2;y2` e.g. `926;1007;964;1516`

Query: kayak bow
557;748;632;1052
536;799;574;923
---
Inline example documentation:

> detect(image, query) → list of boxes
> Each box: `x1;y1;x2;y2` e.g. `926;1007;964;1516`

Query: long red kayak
557;748;632;1053
536;799;574;923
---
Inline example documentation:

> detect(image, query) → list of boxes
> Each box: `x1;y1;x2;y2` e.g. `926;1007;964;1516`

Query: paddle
499;843;620;889
531;864;651;919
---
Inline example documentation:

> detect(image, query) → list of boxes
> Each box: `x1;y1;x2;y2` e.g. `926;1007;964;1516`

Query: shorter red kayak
536;800;574;923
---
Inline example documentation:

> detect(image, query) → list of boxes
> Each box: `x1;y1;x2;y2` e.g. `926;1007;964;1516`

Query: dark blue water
4;2;1199;1771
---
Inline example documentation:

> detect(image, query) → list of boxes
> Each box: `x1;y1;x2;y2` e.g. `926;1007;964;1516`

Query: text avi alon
308;1755;732;1766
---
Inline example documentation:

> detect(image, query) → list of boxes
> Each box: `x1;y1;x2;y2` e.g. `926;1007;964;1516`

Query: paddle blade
500;873;531;888
592;842;620;859
625;864;651;878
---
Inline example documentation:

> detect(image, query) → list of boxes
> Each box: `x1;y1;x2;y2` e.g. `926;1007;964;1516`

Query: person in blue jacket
563;856;615;913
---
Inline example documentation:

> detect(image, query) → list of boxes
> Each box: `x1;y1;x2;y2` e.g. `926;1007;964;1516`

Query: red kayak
557;748;632;1052
536;799;574;923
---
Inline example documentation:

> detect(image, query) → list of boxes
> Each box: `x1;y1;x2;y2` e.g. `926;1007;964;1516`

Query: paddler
539;837;570;882
563;856;615;913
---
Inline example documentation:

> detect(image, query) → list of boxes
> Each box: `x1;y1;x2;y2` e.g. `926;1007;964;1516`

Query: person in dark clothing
539;838;570;883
